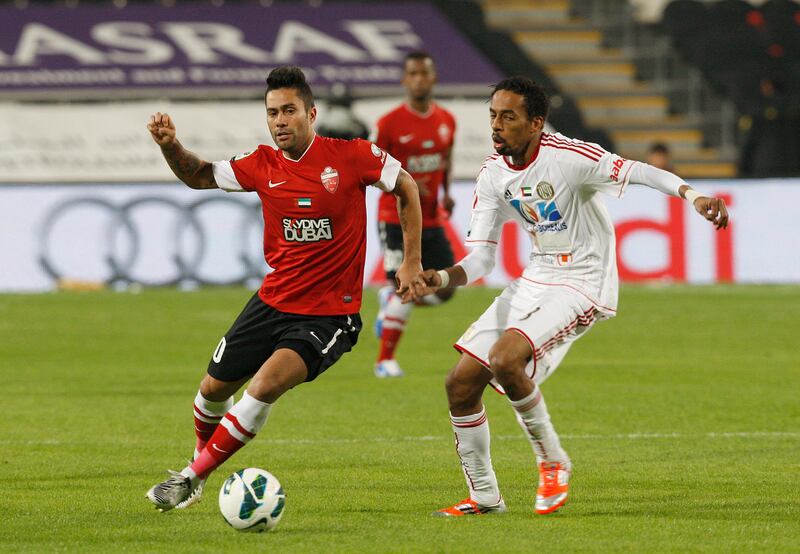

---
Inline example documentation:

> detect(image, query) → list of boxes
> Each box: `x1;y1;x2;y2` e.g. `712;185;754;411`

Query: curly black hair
491;76;549;121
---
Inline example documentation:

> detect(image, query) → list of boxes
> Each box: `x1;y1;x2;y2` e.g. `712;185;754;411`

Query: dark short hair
649;142;670;154
404;50;434;68
266;66;314;109
491;76;549;121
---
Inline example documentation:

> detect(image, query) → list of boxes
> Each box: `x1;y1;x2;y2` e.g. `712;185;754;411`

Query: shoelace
540;463;560;492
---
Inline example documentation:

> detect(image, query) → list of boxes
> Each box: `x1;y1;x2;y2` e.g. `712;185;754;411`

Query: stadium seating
662;0;800;111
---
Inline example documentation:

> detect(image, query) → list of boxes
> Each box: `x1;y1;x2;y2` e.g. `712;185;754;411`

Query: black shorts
207;293;362;383
379;222;455;281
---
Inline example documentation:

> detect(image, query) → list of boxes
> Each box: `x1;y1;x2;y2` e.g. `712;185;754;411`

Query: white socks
417;293;443;306
509;385;570;464
227;391;272;438
450;406;501;507
383;294;413;330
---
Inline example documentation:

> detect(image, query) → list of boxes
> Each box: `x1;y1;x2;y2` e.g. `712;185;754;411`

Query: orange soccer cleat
535;461;571;514
432;497;506;517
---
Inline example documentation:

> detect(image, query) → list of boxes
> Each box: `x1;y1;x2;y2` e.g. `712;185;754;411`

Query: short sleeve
212;149;260;192
465;167;508;246
351;139;401;192
581;150;639;198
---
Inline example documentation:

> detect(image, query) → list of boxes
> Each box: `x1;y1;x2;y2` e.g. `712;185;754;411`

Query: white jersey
466;132;639;316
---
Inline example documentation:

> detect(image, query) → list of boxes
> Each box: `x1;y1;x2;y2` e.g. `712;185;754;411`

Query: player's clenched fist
147;112;177;147
693;196;729;231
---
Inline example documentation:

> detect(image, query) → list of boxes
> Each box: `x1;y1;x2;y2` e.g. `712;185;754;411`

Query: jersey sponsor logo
320;166;339;193
536;181;555;200
510;198;567;233
610;157;628;182
283;217;333;242
407;152;442;173
398;134;414;144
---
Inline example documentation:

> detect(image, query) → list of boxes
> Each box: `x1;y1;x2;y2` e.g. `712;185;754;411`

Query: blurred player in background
420;76;728;516
373;51;457;378
144;66;424;512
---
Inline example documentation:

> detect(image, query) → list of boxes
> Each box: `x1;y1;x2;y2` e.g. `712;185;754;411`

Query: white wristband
684;189;702;205
437;269;450;288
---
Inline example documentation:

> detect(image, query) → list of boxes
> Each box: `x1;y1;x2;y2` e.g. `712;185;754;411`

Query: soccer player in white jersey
420;76;728;517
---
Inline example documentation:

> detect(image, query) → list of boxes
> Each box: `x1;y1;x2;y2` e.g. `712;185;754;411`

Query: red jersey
213;134;401;315
375;103;456;228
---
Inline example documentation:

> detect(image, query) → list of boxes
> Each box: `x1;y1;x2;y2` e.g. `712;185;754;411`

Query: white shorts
454;279;604;393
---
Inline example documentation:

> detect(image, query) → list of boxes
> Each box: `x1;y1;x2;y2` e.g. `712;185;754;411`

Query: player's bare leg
146;350;307;512
490;331;572;515
434;355;506;516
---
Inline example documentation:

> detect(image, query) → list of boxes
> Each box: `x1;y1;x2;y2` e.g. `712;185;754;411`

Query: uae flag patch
297;198;312;207
521;186;533;197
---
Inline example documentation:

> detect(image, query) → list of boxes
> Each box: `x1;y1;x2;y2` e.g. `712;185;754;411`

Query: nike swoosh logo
309;331;323;343
211;443;229;454
398;134;414;143
268;180;287;188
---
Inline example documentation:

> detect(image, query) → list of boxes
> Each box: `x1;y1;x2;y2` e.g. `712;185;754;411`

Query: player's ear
308;105;317;125
530;115;545;134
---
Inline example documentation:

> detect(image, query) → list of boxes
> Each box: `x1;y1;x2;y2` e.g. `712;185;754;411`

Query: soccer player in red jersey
373;51;458;378
144;66;425;511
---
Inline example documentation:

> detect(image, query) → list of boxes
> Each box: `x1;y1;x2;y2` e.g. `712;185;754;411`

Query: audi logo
39;195;268;287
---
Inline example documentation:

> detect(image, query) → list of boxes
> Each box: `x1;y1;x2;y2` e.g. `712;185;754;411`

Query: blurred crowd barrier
2;179;796;292
0;99;502;182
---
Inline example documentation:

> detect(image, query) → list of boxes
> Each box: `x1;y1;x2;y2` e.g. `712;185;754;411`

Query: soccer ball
218;468;286;532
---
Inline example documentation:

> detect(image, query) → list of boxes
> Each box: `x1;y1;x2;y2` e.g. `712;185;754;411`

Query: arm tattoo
161;142;216;189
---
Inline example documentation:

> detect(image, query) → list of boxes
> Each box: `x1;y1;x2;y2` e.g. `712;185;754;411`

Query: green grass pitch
1;285;798;552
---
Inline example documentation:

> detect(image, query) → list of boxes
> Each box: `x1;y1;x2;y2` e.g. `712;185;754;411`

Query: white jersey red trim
464;132;639;315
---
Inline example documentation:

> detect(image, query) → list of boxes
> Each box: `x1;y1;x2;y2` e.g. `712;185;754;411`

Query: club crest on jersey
438;123;451;142
320;166;339;193
536;181;555;200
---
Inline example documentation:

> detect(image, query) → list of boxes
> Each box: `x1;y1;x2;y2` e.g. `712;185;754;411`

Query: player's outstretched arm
392;169;425;302
679;184;729;230
626;163;729;231
147;112;217;190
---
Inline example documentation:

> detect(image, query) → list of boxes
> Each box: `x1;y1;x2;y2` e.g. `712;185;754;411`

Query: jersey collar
281;133;317;163
503;137;542;171
403;102;435;119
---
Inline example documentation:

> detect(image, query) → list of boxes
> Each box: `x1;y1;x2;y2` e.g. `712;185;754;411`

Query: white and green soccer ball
218;468;286;532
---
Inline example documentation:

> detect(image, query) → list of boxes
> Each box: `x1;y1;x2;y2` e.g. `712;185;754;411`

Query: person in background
646;142;675;172
372;51;457;378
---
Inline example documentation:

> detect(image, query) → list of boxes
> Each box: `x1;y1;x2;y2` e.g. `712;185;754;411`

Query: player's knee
488;350;525;384
435;288;455;302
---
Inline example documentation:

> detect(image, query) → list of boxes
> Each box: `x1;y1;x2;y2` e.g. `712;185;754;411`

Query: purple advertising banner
0;3;502;97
